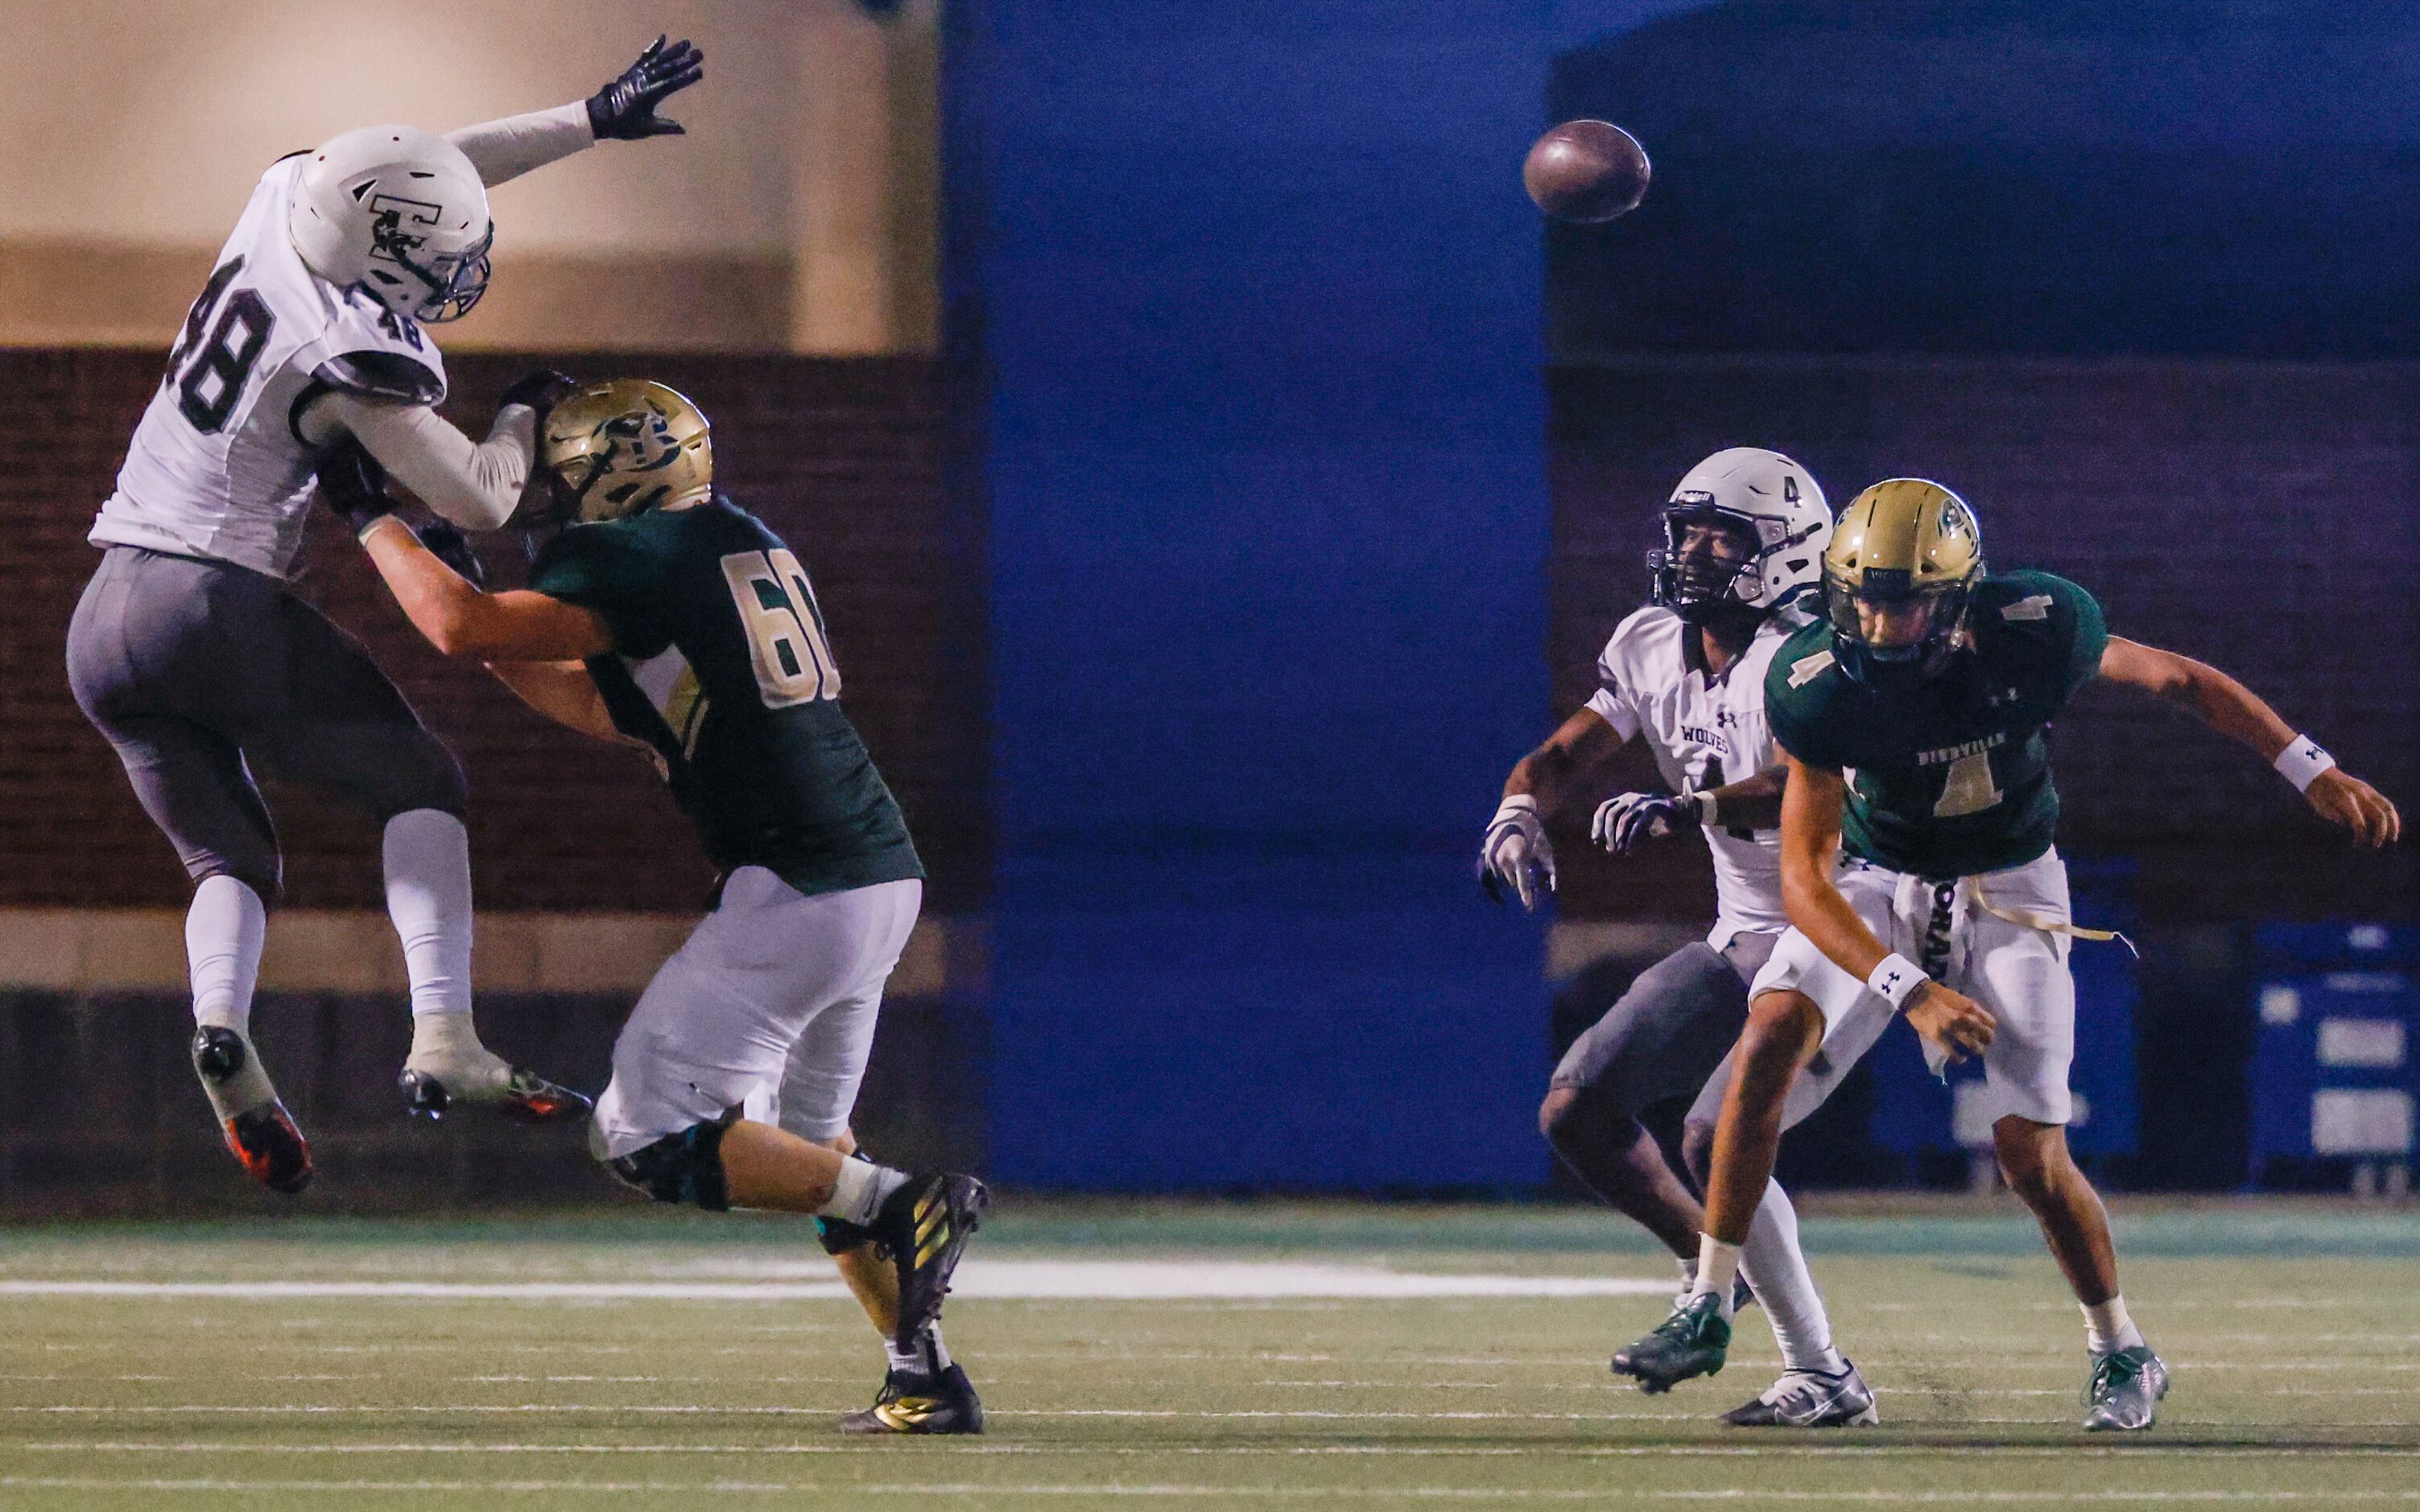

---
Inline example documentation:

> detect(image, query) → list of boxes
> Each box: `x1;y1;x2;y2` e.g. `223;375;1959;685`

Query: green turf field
1;1199;2416;1509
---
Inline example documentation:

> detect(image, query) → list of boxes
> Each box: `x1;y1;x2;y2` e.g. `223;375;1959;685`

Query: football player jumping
1483;449;1879;1427
64;39;706;1192
323;380;991;1436
1613;479;2399;1431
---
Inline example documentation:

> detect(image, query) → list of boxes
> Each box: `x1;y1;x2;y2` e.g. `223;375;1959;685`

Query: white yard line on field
0;1262;1672;1303
14;1441;2420;1461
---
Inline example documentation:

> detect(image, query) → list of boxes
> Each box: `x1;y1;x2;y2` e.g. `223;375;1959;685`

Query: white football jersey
91;155;446;580
1586;606;1799;948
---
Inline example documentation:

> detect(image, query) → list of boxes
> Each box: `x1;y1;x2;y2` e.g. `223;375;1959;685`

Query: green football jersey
1763;570;2108;878
528;497;923;899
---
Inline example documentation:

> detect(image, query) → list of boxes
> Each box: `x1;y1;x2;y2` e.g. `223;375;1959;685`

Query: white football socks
383;809;475;1020
2083;1295;2144;1356
820;1155;911;1227
1740;1178;1846;1375
1691;1234;1744;1320
186;875;275;1117
187;874;266;1033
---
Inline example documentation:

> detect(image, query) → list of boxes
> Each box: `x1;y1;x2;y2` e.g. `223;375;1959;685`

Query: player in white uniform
64;38;705;1192
1481;449;1877;1426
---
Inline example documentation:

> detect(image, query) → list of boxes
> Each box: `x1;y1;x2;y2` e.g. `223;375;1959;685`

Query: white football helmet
287;125;493;323
1647;447;1832;621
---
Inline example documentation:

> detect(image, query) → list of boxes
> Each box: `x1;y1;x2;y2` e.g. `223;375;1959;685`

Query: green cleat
2082;1345;2169;1431
1612;1291;1732;1394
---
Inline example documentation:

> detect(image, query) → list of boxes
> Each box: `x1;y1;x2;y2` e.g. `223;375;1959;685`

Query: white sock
383;809;474;1019
187;875;266;1033
884;1323;951;1376
407;1008;496;1070
1691;1234;1743;1320
820;1154;911;1226
1675;1256;1699;1289
1740;1179;1845;1374
2083;1295;2144;1356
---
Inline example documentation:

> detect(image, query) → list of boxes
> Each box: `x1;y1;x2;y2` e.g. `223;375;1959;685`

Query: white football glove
1591;791;1708;854
1479;795;1555;911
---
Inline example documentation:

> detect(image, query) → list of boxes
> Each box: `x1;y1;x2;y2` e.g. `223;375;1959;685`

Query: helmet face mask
1821;478;1985;686
1650;506;1765;626
370;216;492;324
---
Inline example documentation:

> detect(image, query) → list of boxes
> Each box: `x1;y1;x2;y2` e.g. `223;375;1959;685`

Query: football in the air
1522;120;1651;223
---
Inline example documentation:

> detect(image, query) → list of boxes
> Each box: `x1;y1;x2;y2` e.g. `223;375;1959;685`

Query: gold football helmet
1823;478;1984;681
539;379;713;523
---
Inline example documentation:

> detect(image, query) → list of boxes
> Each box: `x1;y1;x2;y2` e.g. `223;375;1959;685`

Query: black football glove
316;440;397;536
415;520;486;589
498;368;580;416
587;35;704;140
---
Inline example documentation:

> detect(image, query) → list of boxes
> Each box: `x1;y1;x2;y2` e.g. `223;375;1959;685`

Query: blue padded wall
954;3;1689;1188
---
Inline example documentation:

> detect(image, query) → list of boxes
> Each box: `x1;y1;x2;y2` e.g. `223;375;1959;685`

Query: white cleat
399;1035;589;1125
1720;1361;1880;1427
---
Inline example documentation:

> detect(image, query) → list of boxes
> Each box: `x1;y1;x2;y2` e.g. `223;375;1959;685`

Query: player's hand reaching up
1906;980;1995;1069
588;36;705;140
2304;768;2401;849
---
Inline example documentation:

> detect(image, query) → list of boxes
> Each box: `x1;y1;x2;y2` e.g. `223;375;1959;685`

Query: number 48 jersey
528;498;924;899
92;154;444;580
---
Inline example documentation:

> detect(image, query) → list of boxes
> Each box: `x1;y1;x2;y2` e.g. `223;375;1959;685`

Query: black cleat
838;1362;985;1436
871;1172;989;1349
221;1103;314;1194
399;1064;593;1125
192;1027;313;1195
1612;1291;1732;1394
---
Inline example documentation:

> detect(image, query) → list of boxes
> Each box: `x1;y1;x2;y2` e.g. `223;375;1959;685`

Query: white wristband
1694;790;1720;829
2273;734;2336;794
356;514;407;546
1866;952;1927;1010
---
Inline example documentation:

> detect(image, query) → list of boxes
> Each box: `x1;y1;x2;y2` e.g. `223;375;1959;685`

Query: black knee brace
607;1115;736;1211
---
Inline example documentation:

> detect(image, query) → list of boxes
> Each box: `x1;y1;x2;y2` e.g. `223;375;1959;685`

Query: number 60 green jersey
1763;570;2108;880
529;497;923;899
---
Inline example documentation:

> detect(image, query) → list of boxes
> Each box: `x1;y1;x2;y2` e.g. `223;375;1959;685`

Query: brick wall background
1550;354;2420;926
0;349;985;914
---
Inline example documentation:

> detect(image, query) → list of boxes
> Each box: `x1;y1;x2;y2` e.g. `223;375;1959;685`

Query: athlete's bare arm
1776;753;1996;1062
359;519;613;662
485;660;630;747
1505;706;1629;807
1705;762;1786;830
2097;636;2399;846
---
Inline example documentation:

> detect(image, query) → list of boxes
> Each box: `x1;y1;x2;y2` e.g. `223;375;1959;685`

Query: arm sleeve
445;102;594;187
305;392;537;531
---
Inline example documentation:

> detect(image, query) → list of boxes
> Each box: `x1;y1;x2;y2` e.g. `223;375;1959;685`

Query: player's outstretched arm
2097;637;2400;847
1778;754;1995;1064
357;519;613;663
445;37;704;187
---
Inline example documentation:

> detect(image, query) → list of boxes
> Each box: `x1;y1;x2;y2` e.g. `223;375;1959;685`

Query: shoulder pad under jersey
312;350;445;406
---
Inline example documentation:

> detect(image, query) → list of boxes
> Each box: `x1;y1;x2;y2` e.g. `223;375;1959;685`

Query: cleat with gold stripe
838;1362;985;1436
871;1171;989;1349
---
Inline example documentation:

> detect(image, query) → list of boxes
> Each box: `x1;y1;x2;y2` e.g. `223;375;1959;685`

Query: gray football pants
1549;932;1778;1122
67;546;466;902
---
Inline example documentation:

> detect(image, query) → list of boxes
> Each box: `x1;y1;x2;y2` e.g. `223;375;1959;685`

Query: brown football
1523;120;1651;223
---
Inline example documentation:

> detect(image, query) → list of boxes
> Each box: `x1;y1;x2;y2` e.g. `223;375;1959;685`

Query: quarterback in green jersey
327;379;989;1436
1616;478;2398;1431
